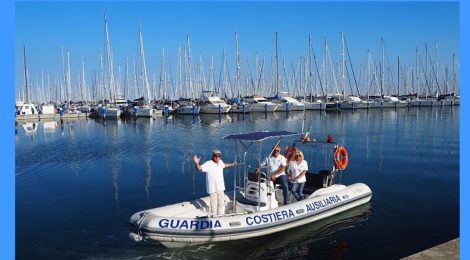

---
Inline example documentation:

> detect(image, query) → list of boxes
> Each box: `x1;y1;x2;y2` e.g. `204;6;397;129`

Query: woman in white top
288;150;308;201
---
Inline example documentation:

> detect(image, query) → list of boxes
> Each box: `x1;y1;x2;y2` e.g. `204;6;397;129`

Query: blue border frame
3;1;464;260
459;0;467;258
1;0;15;259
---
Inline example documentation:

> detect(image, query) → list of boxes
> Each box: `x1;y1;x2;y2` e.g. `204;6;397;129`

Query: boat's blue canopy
223;131;299;142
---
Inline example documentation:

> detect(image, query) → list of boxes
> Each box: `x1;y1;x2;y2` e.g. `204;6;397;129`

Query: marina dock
402;238;459;259
15;112;89;122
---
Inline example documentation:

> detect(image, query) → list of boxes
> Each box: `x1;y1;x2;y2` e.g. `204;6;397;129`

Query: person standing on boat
288;150;308;201
193;150;237;216
257;145;290;205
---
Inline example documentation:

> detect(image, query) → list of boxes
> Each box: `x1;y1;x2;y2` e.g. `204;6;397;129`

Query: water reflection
164;203;371;260
175;114;201;126
15;107;459;259
21;122;37;135
248;203;370;259
43;121;57;134
144;159;152;203
199;114;232;127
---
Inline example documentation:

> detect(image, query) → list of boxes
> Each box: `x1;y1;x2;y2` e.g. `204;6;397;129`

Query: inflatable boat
129;131;372;248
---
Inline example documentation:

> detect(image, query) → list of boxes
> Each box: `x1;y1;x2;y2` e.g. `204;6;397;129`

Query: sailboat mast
435;43;439;94
367;49;370;99
397;56;400;97
415;47;418;96
138;17;150;102
104;11;115;103
81;54;87;102
425;43;428;97
381;37;385;97
340;32;346;98
209;53;214;96
324;37;328;101
452;53;456;94
275;32;279;95
186;34;193;98
98;49;104;101
235;32;241;98
308;34;313;99
23;46;30;103
66;50;72;105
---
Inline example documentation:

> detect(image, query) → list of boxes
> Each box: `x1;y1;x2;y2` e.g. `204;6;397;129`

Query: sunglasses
274;150;281;152
213;154;221;157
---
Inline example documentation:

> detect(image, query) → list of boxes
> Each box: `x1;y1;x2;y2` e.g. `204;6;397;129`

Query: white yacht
370;96;408;108
101;107;122;118
175;102;201;115
198;92;231;114
244;95;278;112
303;99;326;110
228;98;251;113
16;101;39;116
275;92;305;112
134;105;158;117
340;96;370;109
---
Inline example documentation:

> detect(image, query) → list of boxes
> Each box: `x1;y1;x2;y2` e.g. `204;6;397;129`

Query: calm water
16;107;459;259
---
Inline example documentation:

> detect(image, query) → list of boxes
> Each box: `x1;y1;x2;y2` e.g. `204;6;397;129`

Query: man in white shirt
257;145;290;205
193;149;237;216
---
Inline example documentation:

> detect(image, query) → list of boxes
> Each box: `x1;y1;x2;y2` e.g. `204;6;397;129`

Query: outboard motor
244;176;279;209
245;179;268;204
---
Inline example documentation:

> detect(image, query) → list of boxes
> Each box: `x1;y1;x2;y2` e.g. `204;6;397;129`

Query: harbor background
16;107;459;259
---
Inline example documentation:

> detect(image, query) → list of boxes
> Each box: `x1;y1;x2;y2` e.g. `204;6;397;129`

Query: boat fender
129;232;142;242
334;146;349;170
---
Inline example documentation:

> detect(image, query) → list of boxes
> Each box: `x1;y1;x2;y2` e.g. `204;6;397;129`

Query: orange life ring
334;146;349;170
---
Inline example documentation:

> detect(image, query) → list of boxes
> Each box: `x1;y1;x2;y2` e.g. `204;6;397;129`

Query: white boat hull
41;104;56;114
230;104;251;113
408;99;436;107
304;102;325;110
199;104;231;114
176;105;200;115
249;103;278;112
340;102;370;109
276;102;305;112
369;101;408;108
438;100;455;106
100;108;121;118
325;102;341;111
135;107;158;117
129;183;371;248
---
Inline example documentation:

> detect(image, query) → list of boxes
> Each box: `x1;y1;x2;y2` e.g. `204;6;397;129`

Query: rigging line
246;60;256;95
344;39;360;96
345;62;354;95
312;50;325;97
425;46;442;95
417;51;433;95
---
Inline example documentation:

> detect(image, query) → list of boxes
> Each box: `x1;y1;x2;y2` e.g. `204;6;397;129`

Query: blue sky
15;1;459;96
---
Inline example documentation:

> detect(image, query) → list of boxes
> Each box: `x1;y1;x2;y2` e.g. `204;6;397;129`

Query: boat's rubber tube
129;183;371;247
